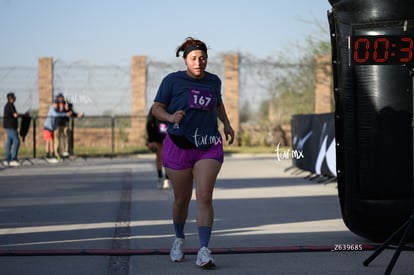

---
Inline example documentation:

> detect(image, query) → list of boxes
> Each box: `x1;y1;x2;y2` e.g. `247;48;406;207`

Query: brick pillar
224;54;240;145
38;57;54;117
37;57;54;156
315;55;332;114
130;56;147;145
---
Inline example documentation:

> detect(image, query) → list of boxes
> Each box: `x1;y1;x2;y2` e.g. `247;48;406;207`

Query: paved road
0;155;412;274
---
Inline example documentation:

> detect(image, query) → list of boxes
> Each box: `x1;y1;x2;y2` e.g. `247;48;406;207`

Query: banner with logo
291;112;336;177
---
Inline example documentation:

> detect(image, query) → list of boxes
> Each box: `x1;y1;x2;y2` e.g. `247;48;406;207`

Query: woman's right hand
169;110;186;124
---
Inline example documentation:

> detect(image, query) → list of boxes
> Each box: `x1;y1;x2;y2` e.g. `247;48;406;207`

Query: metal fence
0;55;306;117
0;115;148;160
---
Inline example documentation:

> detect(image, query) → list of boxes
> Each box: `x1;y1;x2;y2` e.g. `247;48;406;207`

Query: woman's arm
152;102;186;124
217;103;235;145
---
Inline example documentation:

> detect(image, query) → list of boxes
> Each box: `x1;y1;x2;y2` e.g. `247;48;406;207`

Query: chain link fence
0;55;305;116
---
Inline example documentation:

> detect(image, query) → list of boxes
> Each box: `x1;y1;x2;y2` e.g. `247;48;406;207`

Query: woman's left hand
223;124;235;145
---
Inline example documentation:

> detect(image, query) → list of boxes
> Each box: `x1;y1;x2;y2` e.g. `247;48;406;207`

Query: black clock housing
329;0;414;241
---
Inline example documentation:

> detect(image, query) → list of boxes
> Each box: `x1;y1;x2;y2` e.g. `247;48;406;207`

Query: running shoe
46;157;59;164
196;246;215;268
9;160;20;167
163;179;170;189
170;238;185;262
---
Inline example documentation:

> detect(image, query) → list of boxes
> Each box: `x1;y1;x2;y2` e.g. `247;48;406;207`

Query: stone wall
130;56;147;145
224;54;240;145
315;55;332;114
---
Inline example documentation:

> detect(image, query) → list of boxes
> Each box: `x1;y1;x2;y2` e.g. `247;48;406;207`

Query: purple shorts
163;134;224;170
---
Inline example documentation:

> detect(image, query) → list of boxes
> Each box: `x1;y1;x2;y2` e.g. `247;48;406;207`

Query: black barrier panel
329;0;414;241
292;114;314;171
291;113;336;178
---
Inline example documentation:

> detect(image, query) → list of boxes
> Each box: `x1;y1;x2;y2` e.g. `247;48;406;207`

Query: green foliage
239;100;254;123
239;128;252;146
256;30;330;124
266;55;317;124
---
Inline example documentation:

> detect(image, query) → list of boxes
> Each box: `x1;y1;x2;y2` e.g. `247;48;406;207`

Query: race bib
188;89;215;111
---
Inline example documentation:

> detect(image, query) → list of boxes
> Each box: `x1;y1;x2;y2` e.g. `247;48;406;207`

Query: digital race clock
351;35;414;65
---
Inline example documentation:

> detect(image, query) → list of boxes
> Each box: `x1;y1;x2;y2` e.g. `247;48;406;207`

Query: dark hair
176;37;208;58
7;93;15;100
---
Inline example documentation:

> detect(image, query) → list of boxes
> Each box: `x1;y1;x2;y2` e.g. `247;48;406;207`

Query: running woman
146;106;170;189
152;37;235;269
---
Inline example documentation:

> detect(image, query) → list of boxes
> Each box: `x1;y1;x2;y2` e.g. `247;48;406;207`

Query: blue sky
0;0;332;66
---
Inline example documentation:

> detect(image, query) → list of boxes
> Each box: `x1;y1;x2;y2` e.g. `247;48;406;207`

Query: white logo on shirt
192;128;222;147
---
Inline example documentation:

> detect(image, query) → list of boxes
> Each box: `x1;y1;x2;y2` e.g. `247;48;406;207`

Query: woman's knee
196;191;213;206
174;195;191;209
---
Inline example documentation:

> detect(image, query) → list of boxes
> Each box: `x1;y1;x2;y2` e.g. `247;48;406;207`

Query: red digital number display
352;36;414;65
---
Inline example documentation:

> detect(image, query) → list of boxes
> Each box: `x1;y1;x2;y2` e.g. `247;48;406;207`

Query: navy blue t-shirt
154;71;223;150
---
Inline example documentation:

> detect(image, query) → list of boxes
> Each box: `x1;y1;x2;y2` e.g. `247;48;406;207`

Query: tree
239;100;253;123
259;22;331;125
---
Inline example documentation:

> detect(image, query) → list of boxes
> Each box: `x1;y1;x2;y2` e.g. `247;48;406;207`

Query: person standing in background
54;93;84;159
43;101;72;162
3;93;23;167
